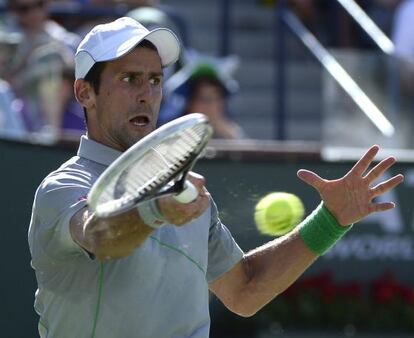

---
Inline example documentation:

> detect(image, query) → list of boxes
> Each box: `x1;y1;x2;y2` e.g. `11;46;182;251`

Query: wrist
299;202;353;255
136;199;166;229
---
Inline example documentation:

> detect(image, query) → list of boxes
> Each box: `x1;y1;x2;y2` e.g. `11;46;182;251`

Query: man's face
12;0;47;31
187;81;225;119
87;47;163;151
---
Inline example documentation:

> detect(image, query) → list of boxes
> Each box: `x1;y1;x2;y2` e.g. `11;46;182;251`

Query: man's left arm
209;145;404;316
209;228;316;317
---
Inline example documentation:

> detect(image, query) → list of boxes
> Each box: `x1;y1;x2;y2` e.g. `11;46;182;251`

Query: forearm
70;175;210;260
212;204;352;316
240;230;317;314
70;206;154;260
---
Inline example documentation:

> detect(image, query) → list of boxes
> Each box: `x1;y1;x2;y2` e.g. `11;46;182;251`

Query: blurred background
0;0;414;337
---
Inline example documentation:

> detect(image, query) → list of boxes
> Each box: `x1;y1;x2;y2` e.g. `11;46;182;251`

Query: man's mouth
130;115;150;127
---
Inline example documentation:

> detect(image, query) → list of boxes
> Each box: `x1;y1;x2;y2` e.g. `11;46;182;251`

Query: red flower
398;286;414;305
371;271;399;304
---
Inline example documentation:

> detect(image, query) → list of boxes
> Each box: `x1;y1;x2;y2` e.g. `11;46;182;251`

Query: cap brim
75;23;180;79
98;27;180;68
144;28;180;67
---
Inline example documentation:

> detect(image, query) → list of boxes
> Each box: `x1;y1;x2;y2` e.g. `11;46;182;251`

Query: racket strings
161;127;204;164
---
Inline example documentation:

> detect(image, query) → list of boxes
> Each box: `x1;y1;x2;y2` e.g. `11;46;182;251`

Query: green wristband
299;202;353;255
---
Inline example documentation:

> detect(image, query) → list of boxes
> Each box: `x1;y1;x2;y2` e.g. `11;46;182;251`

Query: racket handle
173;181;198;203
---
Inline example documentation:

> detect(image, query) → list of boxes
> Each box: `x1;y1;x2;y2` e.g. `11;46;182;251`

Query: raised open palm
297;145;404;226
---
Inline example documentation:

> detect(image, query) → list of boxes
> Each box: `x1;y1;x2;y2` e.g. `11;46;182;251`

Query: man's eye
122;75;135;83
150;77;161;85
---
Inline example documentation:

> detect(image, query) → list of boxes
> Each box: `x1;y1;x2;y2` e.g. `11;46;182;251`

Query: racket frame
88;113;213;218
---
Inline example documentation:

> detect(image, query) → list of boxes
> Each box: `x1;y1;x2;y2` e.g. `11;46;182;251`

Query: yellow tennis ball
254;192;305;236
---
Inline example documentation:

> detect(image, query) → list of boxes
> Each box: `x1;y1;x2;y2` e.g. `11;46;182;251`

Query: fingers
180;181;211;220
368;201;396;213
187;171;207;196
370;174;404;198
363;156;396;183
367;174;403;215
297;169;326;190
158;172;210;225
168;192;210;225
350;145;380;177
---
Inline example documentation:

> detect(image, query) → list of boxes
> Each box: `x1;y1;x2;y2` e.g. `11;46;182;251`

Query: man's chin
123;129;154;149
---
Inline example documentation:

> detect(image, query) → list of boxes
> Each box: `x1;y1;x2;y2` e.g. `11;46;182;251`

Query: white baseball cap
75;17;180;79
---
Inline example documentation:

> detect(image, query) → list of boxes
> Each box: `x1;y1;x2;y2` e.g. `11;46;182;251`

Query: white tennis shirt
28;136;244;338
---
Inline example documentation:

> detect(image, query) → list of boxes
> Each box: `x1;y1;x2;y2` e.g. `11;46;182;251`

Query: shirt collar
77;135;122;166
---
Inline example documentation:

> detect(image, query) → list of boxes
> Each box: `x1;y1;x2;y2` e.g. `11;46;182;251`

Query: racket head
88;113;213;218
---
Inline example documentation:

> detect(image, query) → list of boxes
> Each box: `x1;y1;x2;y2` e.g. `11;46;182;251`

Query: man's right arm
70;206;155;260
70;172;210;260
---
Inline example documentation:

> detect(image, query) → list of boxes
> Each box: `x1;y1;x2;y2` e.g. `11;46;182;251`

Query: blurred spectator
0;30;26;139
182;72;246;139
161;52;246;139
392;0;414;94
0;79;26;139
4;0;80;51
60;66;86;135
0;30;20;77
2;0;80;139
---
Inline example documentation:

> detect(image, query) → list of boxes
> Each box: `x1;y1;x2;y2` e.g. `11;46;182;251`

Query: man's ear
74;79;96;110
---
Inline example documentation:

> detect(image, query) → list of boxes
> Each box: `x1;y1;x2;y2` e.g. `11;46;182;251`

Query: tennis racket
88;113;213;218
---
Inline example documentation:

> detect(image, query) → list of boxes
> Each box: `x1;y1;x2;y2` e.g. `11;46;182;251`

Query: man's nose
137;81;153;102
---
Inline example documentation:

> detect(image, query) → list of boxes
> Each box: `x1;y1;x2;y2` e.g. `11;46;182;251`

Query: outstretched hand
297;145;404;226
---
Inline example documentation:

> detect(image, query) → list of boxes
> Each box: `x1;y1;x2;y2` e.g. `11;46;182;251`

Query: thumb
297;169;325;191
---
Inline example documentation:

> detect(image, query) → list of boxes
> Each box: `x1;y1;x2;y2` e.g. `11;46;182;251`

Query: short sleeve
206;199;244;282
28;167;92;267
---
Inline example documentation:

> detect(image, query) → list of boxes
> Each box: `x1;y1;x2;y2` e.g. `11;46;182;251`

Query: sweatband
136;199;166;229
299;202;353;255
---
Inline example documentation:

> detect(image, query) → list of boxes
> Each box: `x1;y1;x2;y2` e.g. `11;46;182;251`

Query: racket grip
173;181;198;203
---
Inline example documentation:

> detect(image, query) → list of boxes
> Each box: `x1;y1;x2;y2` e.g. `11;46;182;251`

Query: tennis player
28;17;404;338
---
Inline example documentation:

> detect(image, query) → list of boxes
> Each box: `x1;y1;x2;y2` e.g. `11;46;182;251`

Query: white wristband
136;199;166;229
